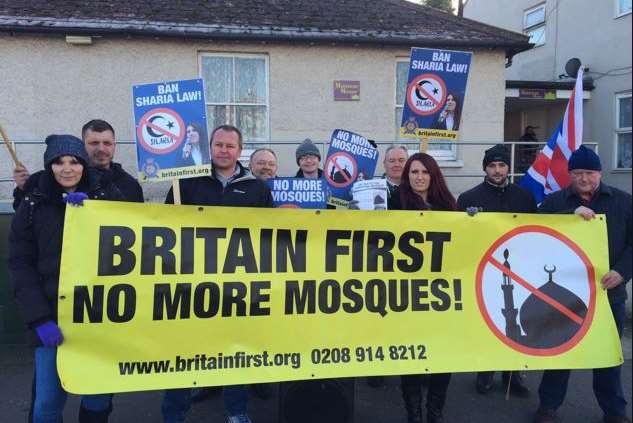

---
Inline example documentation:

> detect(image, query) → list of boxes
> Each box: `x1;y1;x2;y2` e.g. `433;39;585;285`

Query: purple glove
35;321;64;347
64;192;89;207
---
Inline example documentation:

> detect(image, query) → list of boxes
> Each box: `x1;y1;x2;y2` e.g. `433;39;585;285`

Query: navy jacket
9;169;123;345
165;162;272;208
538;184;632;304
457;180;537;213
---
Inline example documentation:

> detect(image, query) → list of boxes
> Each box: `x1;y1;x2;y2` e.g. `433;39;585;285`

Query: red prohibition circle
406;73;447;117
136;108;186;154
324;151;359;188
475;225;596;357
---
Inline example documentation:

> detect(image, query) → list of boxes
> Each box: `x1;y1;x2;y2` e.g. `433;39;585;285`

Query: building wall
465;0;633;192
0;33;507;202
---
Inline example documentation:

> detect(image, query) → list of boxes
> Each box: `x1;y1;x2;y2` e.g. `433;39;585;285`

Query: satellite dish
565;58;582;79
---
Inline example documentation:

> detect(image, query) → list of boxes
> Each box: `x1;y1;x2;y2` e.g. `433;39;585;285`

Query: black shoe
475;372;493;395
78;405;111;423
503;372;530;398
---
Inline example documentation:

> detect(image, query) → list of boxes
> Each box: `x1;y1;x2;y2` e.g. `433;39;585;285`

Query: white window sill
612;168;632;173
437;160;464;168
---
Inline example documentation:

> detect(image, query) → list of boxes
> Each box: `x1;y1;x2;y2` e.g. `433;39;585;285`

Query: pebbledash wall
0;34;506;203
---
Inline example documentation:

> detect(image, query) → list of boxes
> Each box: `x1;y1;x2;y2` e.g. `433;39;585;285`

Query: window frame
615;91;632;170
523;3;547;47
394;59;457;161
198;52;271;143
615;0;632;18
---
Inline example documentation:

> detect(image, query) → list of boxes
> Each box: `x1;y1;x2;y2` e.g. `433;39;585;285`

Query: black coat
98;162;144;202
538;184;632;304
457;180;537;213
9;169;124;345
165;162;273;208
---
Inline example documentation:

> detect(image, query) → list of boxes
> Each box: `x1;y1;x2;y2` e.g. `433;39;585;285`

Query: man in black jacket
12;119;144;209
163;125;272;423
533;146;632;423
458;144;536;397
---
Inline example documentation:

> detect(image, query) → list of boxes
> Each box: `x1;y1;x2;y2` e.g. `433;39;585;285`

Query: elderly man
249;148;278;181
533;146;632;423
382;145;408;197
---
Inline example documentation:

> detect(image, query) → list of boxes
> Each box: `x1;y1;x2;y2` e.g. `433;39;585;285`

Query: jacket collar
211;161;256;184
564;183;613;200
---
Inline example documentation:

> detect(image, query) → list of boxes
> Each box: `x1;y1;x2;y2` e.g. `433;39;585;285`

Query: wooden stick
0;124;23;167
172;179;182;205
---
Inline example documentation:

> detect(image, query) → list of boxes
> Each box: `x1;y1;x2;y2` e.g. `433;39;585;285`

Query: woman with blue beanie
9;134;123;422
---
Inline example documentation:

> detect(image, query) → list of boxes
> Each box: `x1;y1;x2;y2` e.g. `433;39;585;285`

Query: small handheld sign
133;79;210;186
400;48;473;151
324;129;379;207
267;178;328;209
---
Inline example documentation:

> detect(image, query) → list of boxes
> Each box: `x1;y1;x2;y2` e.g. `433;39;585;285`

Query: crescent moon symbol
146;115;165;138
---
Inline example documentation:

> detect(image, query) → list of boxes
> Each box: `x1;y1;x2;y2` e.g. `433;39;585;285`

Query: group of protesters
8;119;631;423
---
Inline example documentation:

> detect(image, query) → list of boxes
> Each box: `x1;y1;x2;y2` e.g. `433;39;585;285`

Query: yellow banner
58;201;622;394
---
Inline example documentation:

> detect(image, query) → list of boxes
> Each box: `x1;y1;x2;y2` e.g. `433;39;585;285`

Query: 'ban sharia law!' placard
400;48;472;141
133;79;210;182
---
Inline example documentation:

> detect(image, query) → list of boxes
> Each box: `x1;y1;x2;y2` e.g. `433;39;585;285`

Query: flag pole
0;124;23;167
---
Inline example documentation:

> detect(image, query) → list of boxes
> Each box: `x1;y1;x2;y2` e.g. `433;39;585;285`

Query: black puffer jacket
165;162;272;207
457;180;537;213
9;169;123;345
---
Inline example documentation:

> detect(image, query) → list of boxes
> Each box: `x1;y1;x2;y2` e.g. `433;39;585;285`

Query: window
524;4;546;46
395;60;456;159
616;93;632;169
200;53;269;143
617;0;632;16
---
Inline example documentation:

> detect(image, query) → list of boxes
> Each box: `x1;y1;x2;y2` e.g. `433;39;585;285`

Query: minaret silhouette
500;249;522;342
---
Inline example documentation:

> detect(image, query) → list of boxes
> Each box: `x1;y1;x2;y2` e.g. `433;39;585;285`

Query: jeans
538;301;628;418
33;347;113;423
162;385;248;422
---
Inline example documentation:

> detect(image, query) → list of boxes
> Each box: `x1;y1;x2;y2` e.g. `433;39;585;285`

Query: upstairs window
524;4;546;46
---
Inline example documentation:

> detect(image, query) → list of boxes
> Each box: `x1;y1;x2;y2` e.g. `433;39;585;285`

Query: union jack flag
520;68;584;204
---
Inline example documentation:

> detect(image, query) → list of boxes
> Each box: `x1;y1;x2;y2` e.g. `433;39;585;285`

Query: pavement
1;323;631;423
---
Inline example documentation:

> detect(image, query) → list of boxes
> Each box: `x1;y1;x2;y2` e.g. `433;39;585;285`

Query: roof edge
0;15;533;52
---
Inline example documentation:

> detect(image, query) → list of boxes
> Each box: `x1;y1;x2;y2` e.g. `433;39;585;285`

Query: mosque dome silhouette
519;265;588;349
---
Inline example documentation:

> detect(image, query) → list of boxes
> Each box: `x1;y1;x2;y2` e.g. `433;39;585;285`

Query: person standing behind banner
163;125;272;423
432;93;461;131
249;148;278;181
180;122;211;167
383;145;409;198
295;138;323;179
457;144;536;398
388;152;457;423
9;135;123;423
533;146;632;423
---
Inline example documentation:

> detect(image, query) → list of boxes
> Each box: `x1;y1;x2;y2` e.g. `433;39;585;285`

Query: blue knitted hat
43;134;89;168
568;145;602;171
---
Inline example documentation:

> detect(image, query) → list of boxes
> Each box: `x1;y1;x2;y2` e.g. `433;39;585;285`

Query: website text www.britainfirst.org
118;351;301;376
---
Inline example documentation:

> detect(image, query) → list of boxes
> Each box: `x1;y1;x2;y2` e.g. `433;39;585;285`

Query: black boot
78;405;110;423
476;371;494;394
402;377;423;423
502;371;530;398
